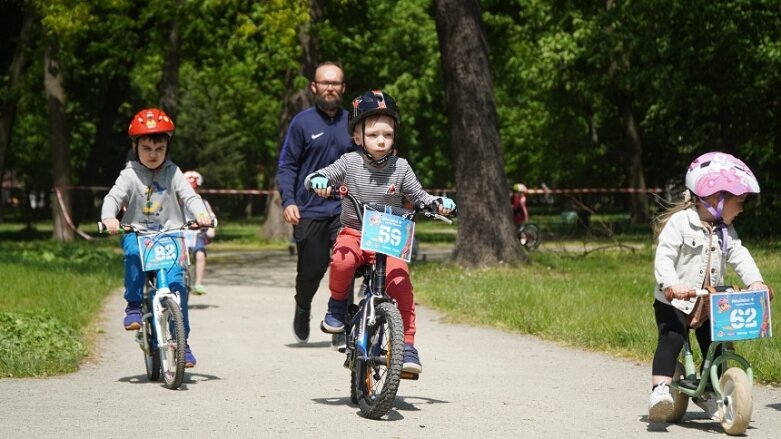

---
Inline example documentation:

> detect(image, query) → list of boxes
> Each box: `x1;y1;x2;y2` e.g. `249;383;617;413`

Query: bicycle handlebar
664;285;742;301
329;185;454;225
97;220;213;235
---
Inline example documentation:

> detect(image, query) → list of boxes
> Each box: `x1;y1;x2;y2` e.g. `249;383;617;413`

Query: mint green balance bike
667;285;772;435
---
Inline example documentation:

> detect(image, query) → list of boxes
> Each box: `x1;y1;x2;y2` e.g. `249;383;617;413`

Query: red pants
329;227;417;344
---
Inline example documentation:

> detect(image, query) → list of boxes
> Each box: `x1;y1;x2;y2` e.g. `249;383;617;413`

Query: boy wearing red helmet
101;108;211;368
306;90;456;374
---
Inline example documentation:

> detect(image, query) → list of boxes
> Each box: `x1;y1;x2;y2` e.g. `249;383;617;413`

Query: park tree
262;0;319;241
0;5;36;222
433;0;521;266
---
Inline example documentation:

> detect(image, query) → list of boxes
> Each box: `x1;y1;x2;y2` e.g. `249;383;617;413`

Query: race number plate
360;206;415;262
710;290;772;341
138;231;189;272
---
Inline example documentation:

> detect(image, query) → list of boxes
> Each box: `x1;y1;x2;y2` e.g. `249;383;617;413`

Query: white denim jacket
654;207;763;311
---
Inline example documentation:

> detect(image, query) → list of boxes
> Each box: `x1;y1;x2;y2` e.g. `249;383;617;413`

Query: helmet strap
702;192;729;255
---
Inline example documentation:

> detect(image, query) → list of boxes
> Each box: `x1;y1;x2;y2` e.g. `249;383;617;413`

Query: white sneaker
648;382;674;422
693;392;720;421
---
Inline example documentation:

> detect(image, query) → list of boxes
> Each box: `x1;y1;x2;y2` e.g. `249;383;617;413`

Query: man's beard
316;95;342;113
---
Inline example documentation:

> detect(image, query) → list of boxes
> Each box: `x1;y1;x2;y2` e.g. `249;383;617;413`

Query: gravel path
2;248;780;438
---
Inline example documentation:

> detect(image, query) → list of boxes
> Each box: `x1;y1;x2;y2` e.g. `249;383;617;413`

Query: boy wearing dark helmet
101;108;211;368
306;90;456;373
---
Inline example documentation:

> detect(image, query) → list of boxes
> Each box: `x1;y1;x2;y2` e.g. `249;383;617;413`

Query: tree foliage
2;0;781;246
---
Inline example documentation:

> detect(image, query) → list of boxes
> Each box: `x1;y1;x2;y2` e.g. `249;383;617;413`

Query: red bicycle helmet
128;108;175;139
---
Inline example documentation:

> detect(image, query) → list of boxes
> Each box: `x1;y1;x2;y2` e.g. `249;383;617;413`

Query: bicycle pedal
401;372;419;380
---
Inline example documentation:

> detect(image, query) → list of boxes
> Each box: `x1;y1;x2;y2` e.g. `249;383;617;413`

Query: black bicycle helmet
348;90;400;135
349;90;401;166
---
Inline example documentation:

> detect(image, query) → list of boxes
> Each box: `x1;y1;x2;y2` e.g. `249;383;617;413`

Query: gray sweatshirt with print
101;160;208;231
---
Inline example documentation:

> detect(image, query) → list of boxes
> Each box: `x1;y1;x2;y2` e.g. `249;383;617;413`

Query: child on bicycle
306;90;455;374
101;108;212;368
648;151;769;422
184;170;218;295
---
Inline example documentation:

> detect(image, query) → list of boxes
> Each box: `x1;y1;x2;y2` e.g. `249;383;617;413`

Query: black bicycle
517;223;541;250
332;186;454;419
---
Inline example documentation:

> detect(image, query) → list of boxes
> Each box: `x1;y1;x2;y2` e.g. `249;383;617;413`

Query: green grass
4;218;781;383
0;239;122;377
411;240;781;383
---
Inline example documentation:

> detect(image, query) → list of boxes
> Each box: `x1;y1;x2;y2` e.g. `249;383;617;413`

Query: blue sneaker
123;302;142;331
184;345;196;368
321;298;348;333
402;344;422;374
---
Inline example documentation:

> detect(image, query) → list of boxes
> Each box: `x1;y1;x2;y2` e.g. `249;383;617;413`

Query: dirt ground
2;248;780;438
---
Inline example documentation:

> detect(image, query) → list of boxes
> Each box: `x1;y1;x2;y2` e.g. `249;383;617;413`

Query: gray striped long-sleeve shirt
305;151;438;230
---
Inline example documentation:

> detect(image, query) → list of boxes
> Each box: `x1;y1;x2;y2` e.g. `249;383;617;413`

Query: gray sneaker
693;392;720;421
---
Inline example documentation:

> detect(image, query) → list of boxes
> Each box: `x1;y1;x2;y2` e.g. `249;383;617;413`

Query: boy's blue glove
310;176;328;190
439;197;456;210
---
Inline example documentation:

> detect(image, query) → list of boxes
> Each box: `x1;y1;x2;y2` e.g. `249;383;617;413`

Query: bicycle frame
347;253;396;360
672;339;753;399
137;266;182;359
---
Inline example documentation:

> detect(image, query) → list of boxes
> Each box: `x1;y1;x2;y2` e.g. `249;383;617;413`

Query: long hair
653;190;694;240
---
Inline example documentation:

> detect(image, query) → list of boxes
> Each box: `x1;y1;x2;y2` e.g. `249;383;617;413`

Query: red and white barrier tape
53;186;94;240
57;186;664;195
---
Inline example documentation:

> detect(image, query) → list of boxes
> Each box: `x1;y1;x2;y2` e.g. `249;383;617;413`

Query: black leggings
652;299;722;377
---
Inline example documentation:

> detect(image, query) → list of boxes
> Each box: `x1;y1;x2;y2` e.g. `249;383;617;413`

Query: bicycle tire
518;223;541;250
354;302;404;419
159;297;186;390
142;299;161;382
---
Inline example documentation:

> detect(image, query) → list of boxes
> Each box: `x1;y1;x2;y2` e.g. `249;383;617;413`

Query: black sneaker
332;332;346;353
293;305;311;343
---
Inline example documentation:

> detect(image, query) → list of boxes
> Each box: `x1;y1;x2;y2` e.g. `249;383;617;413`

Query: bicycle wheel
720;367;752;435
159;297;186;390
518;224;541;250
142;300;161;382
353;302;404;419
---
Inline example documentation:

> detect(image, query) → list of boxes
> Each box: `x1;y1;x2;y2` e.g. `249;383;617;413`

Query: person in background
510;183;528;227
184;170;218;295
277;61;354;344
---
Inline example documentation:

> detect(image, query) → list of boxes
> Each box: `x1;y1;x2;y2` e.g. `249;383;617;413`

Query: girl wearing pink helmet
647;152;770;423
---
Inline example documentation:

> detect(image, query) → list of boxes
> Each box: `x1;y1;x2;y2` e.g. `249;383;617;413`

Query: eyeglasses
314;81;343;89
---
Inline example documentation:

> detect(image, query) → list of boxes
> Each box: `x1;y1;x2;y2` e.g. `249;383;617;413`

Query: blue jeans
122;233;191;337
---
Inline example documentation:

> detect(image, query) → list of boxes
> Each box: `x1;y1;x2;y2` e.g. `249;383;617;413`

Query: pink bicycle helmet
685;152;760;198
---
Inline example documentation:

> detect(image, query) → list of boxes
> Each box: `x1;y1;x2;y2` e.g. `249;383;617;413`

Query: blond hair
653;192;694;240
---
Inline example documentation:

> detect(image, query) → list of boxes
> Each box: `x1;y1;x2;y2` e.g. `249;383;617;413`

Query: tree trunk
44;26;74;241
615;92;650;224
157;0;181;118
261;0;322;241
0;8;37;222
75;68;131;225
433;0;521;266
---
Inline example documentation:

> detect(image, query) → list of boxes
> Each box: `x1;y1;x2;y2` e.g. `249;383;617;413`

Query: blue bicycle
99;222;199;390
332;186;453;419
